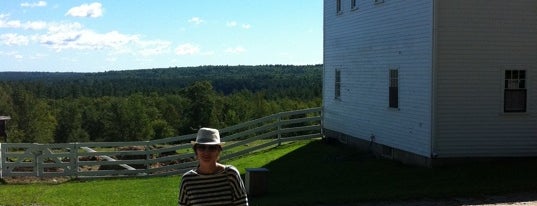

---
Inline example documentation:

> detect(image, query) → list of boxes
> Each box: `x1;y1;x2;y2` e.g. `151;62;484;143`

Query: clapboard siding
323;0;434;157
434;0;537;157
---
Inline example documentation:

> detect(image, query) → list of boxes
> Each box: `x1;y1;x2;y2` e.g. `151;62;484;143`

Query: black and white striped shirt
178;165;248;206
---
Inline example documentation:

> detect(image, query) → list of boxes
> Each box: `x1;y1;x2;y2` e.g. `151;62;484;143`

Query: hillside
0;64;322;99
0;65;322;143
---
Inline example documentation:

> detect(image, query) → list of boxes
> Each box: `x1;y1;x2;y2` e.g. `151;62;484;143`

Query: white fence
0;107;321;179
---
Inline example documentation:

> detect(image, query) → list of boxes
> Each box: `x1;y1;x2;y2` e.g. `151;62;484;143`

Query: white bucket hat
191;127;225;145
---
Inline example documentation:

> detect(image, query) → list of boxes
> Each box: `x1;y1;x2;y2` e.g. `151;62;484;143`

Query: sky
0;0;323;72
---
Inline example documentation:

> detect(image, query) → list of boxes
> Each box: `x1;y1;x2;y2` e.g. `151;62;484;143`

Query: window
351;0;358;10
0;120;5;137
504;70;526;112
374;0;384;4
335;69;341;99
389;69;398;108
336;0;342;14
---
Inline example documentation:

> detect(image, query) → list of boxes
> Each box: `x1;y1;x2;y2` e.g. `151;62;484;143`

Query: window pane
389;87;398;108
504;90;527;112
513;70;519;79
389;69;398;108
335;69;341;99
510;80;519;89
504;70;527;113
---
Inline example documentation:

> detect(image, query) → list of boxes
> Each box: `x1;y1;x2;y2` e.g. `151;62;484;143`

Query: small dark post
0;116;11;143
245;168;269;197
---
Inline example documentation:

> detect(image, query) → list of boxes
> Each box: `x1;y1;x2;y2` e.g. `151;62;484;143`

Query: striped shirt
178;165;249;206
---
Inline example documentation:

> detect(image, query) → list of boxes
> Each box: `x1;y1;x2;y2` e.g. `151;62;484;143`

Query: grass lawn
1;139;537;205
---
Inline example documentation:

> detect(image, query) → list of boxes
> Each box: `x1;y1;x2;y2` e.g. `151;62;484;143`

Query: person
178;127;249;206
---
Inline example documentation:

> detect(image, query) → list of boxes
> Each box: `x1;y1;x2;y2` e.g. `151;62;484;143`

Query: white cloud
1;12;171;59
225;46;246;54
21;1;47;8
66;2;103;18
0;51;23;60
226;21;237;27
137;40;172;56
227;21;251;29
0;15;47;30
175;43;200;55
0;15;21;28
29;53;47;60
105;56;117;62
24;21;47;30
1;33;30;46
35;22;138;51
188;17;204;25
0;51;18;56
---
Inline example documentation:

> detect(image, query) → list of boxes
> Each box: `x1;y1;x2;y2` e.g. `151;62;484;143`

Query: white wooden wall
433;0;537;157
323;0;434;157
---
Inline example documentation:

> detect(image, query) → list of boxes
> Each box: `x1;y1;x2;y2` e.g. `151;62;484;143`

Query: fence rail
0;107;321;179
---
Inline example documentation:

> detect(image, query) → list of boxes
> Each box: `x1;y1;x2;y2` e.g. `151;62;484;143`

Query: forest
0;65;322;143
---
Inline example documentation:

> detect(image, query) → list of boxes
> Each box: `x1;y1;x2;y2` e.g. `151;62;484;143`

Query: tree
54;100;89;142
10;89;56;143
150;119;175;140
182;81;218;131
0;65;323;142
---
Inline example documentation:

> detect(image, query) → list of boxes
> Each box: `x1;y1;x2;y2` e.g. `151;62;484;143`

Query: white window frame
389;69;399;108
503;69;527;113
351;0;358;10
336;0;342;15
335;69;341;100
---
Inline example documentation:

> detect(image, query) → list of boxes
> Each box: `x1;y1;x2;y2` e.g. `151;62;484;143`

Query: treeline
0;64;321;99
0;65;322;143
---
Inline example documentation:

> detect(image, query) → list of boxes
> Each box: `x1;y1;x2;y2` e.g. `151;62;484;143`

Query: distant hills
0;64;322;99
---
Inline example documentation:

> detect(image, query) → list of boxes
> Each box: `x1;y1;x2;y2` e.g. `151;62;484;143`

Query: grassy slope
1;139;537;206
251;140;537;205
0;140;308;206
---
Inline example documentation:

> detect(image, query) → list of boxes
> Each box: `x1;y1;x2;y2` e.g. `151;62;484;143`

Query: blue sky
0;1;323;72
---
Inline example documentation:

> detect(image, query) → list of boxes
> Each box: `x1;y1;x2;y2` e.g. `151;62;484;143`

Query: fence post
145;141;151;175
0;143;2;179
73;142;78;178
277;112;282;146
33;144;43;178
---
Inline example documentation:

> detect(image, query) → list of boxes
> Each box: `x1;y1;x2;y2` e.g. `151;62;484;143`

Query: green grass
1;139;537;206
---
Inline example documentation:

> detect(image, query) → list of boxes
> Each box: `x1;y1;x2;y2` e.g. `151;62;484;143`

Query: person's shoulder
224;165;240;174
181;169;198;178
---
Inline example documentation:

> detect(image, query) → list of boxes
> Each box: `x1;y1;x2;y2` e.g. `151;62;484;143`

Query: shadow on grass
249;140;537;206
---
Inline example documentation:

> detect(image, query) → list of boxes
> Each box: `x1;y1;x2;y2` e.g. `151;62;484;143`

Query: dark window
504;70;526;112
0;120;6;137
336;0;342;14
335;69;341;99
389;69;398;108
351;0;357;10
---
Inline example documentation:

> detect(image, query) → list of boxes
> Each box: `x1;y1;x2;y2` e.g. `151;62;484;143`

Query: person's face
195;144;221;163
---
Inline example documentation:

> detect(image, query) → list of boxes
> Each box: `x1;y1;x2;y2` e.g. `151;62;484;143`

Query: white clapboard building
322;0;537;166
